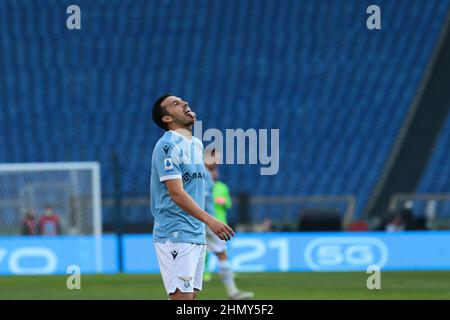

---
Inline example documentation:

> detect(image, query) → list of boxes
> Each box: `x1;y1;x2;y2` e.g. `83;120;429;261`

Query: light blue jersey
150;130;206;244
204;168;215;216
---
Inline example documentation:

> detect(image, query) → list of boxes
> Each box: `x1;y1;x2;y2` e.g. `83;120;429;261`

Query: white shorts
154;240;206;295
206;227;227;254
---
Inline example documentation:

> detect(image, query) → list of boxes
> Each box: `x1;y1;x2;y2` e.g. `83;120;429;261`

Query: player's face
161;96;196;128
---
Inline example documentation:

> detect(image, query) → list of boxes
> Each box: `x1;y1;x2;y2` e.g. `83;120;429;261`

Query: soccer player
150;94;234;300
38;205;62;236
204;154;255;300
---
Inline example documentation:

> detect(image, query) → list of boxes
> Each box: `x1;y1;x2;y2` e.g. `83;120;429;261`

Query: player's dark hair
152;93;173;131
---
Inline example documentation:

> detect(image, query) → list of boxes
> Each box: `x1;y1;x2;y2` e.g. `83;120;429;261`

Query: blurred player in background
204;152;254;300
204;152;231;281
38;205;62;236
150;94;234;300
21;209;38;235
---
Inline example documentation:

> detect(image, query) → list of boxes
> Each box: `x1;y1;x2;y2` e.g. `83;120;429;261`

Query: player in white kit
204;154;254;300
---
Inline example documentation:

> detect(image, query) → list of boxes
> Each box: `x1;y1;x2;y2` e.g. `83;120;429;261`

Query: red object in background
39;214;61;235
346;220;369;231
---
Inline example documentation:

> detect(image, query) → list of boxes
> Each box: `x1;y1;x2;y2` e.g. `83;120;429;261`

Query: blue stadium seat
417;111;450;218
0;0;449;225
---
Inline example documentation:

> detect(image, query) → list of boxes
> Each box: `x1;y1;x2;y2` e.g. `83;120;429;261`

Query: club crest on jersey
164;158;174;173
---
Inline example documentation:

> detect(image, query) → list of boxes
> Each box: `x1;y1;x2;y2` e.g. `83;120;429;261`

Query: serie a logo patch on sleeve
164;158;174;173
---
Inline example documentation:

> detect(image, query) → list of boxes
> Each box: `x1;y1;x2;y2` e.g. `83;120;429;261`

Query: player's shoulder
155;131;182;146
204;167;212;179
153;131;183;154
192;135;204;148
192;135;202;144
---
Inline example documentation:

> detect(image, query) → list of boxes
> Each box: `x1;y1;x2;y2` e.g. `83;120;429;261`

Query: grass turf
1;271;449;300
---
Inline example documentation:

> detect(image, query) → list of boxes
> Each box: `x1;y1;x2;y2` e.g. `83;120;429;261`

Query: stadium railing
388;193;450;229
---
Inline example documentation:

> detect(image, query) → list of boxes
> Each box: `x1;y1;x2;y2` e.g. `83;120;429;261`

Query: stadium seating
416;111;450;219
0;0;449;225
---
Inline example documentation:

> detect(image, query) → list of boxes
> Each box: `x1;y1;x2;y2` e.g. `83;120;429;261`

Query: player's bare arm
165;179;234;241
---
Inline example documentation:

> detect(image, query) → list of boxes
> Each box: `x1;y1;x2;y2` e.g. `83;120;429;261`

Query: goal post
0;162;103;272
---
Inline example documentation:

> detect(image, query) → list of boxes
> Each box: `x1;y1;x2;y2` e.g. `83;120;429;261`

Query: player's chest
177;141;203;165
178;143;204;184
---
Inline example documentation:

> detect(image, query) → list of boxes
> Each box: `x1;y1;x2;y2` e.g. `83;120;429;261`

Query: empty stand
0;0;449;225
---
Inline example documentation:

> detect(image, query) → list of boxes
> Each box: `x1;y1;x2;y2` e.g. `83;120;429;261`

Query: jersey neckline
169;129;194;143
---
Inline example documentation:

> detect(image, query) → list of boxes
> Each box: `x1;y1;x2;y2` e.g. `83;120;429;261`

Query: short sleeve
154;142;182;182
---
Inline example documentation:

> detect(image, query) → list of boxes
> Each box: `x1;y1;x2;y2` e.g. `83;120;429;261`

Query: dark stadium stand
0;0;449;226
418;112;450;195
416;112;450;219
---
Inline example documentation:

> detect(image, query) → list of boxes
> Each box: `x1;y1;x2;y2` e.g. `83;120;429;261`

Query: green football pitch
1;272;449;300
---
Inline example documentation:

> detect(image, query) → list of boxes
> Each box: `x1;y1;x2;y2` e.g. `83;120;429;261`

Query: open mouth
184;108;196;119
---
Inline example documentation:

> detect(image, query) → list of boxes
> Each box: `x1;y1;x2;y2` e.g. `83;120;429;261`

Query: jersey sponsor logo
164;158;174;173
182;172;204;182
192;172;203;179
183;172;191;182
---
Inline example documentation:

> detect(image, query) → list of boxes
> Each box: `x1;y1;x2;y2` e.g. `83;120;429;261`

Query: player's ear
162;115;173;125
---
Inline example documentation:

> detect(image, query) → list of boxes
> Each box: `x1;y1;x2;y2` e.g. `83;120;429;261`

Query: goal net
0;162;102;237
